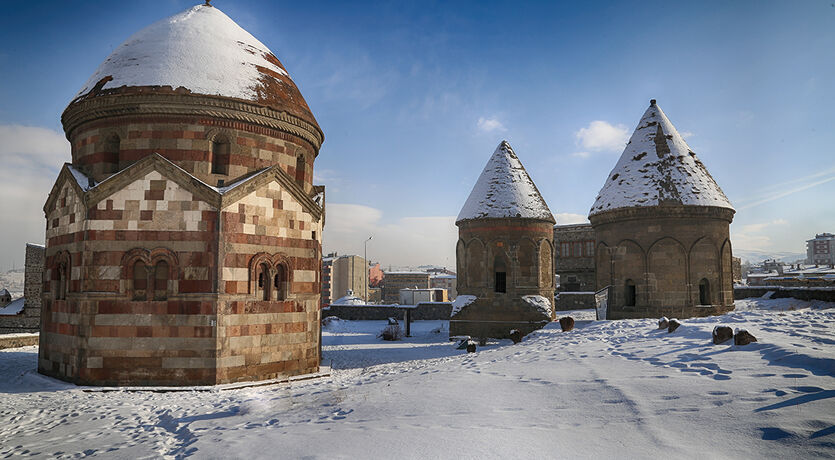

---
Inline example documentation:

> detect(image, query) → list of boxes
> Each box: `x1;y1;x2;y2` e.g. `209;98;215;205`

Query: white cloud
679;131;694;139
731;219;788;251
554;213;589;225
0;125;70;269
575;120;629;153
477;117;506;133
571;151;591;159
323;203;457;267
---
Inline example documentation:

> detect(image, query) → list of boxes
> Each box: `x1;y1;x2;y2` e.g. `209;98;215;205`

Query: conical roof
72;4;318;130
589;100;733;217
457;141;554;223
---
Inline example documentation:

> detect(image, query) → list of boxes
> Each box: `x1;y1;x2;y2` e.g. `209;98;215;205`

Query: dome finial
204;0;212;6
650;99;657;106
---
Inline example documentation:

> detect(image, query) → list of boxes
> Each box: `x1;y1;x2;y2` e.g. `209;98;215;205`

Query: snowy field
1;298;833;459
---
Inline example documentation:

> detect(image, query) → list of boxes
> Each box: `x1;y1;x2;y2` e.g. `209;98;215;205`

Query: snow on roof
67;165;96;191
457;141;554;223
74;5;291;103
0;298;24;316
330;295;366;306
589;100;733;216
0;288;9;296
521;295;553;318
450;294;477;316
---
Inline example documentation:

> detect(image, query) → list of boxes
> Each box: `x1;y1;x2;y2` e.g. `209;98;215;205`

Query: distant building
0;289;10;307
321;253;337;307
332;255;369;301
806;233;835;265
321;253;369;305
747;265;835;287
383;272;430;304
369;263;384;288
399;288;447;305
430;273;457;299
368;287;382;303
553;223;596;292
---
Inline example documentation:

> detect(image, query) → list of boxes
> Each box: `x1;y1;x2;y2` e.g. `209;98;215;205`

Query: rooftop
589;100;733;216
457;140;553;223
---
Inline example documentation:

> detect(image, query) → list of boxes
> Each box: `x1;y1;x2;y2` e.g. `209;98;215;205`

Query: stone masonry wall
39;170;219;385
554;224;596;292
323;303;452;321
0;244;44;334
591;206;734;320
216;179;322;383
69;112;317;193
453;218;555;338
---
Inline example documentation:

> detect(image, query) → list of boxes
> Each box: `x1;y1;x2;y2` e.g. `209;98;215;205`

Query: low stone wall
0;333;39;350
0;313;39;334
555;292;595;310
323;302;452;321
734;286;835;302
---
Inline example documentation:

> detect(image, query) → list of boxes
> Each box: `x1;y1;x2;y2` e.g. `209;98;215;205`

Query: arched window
104;134;120;174
274;264;288;300
295;154;306;186
624;279;636;307
494;256;507;293
699;278;711;305
259;262;271;301
133;261;148;301
55;263;67;300
211;137;230;175
154;261;169;301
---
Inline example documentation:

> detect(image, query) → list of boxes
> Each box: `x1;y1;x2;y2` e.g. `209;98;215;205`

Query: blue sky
1;0;834;269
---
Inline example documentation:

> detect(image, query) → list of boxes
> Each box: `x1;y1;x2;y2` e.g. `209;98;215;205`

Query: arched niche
517;238;537;287
466;239;486;288
595;242;611;291
689;237;719;306
539;240;552;288
613;239;645;307
648;238;687;308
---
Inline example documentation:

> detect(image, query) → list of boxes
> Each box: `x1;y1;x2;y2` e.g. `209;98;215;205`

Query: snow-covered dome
457;140;554;223
72;4;318;129
589;100;733;217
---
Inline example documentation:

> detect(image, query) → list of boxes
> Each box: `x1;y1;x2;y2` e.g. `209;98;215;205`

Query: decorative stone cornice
62;91;324;154
588;205;735;226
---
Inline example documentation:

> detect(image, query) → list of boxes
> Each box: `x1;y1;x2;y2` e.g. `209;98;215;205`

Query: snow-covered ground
1;298;833;458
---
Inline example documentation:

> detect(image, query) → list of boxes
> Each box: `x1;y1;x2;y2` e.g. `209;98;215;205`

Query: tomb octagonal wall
453;218;555;338
590;205;734;319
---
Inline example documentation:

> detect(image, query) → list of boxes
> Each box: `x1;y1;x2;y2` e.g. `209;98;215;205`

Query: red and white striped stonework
40;5;326;386
40;156;323;386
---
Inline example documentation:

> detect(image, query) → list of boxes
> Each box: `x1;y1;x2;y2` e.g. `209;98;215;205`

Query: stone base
449;296;551;339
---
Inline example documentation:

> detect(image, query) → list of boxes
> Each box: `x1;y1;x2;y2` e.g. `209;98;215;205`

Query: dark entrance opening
494;256;507;293
699;278;710;305
624;279;636;306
